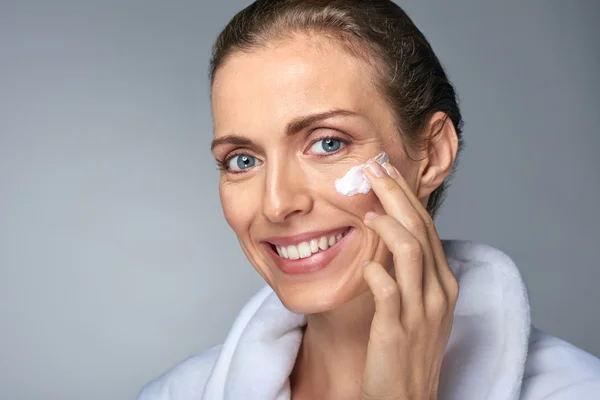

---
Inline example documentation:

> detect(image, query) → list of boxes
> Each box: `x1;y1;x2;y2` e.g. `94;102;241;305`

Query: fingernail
366;162;385;178
361;260;371;267
382;162;399;178
365;211;379;220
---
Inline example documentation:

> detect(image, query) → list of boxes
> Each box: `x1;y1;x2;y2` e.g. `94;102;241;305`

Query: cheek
219;181;258;234
335;190;383;220
306;165;384;219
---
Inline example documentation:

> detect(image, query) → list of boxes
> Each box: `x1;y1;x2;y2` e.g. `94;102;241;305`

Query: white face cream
334;152;389;196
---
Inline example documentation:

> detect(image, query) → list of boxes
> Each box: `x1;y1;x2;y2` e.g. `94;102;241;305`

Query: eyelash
215;157;234;172
215;135;350;173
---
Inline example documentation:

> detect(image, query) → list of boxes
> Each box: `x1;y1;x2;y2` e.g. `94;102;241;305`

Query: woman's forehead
212;37;377;107
211;37;388;134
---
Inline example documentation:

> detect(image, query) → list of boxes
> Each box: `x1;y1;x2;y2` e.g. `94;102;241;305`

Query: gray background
1;1;598;399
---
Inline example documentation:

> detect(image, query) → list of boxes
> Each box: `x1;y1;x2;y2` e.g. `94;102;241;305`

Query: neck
290;287;377;399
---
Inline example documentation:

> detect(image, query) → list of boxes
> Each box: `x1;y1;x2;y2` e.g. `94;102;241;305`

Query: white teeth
287;245;299;260
318;237;329;250
298;242;312;258
328;236;336;247
275;230;348;260
309;239;319;253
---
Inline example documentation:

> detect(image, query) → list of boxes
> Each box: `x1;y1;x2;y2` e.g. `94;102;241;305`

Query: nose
262;156;313;223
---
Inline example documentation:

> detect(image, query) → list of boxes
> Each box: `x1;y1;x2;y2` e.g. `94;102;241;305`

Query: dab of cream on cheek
334;152;390;196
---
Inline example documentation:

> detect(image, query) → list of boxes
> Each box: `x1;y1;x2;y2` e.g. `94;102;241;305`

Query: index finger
364;161;440;296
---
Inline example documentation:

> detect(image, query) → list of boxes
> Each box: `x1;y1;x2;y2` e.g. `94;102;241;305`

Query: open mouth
267;227;352;261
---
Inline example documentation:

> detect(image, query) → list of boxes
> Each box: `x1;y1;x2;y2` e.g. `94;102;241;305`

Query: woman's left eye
310;138;344;154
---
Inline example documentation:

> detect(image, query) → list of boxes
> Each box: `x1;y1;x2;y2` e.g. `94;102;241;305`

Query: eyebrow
210;109;358;152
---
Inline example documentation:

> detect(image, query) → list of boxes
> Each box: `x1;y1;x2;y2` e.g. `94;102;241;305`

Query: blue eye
311;138;343;154
227;154;257;171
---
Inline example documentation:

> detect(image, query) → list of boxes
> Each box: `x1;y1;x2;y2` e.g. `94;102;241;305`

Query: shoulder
521;328;600;399
137;344;222;400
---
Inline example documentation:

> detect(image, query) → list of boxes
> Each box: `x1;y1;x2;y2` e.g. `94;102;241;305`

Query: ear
415;111;459;200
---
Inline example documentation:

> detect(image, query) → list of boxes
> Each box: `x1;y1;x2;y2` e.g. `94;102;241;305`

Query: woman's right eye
226;154;258;172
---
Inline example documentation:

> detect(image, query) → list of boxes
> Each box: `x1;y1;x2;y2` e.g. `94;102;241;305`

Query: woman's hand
360;161;459;400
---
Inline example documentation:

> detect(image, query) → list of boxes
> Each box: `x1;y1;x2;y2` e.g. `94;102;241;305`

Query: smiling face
211;35;422;314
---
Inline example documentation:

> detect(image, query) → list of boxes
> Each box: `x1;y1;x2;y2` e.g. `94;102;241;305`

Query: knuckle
392;238;423;261
401;214;426;233
422;213;434;229
380;179;398;192
429;291;449;313
377;282;400;302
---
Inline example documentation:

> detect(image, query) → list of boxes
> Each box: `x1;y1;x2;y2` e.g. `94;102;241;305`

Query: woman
139;1;600;399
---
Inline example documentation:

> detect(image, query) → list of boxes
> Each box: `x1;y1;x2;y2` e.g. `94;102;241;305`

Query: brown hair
209;0;464;219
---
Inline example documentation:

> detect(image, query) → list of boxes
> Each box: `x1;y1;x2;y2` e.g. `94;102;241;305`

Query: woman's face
211;35;423;314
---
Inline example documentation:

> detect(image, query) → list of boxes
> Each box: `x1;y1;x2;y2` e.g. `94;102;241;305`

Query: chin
274;277;368;315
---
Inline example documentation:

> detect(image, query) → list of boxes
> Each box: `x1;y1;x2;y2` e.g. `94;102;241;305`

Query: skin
211;34;459;400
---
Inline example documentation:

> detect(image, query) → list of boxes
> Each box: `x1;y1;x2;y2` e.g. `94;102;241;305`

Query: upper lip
263;227;350;246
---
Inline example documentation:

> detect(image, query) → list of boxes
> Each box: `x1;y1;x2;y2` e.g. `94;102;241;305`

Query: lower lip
265;228;355;275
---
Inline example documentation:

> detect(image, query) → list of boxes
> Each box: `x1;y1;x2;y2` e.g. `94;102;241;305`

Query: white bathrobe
138;240;600;399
